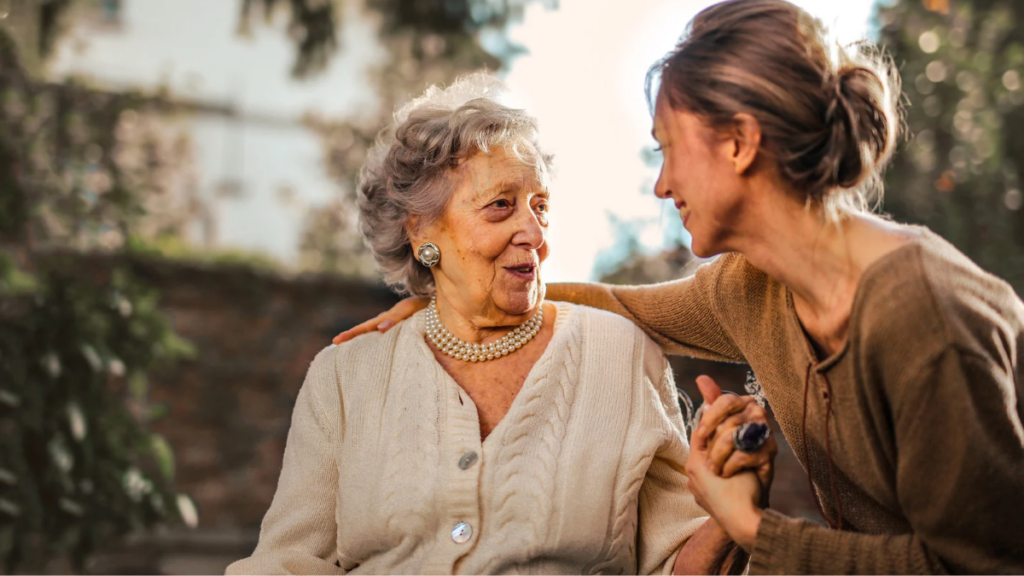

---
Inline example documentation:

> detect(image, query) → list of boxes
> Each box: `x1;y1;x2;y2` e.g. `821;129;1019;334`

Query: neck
726;191;913;354
433;291;538;345
734;199;862;317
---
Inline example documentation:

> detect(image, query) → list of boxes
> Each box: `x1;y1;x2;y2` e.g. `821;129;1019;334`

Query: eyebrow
476;177;549;201
480;178;522;197
489;172;534;193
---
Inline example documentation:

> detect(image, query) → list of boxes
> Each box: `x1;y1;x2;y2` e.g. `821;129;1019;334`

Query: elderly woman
226;75;753;575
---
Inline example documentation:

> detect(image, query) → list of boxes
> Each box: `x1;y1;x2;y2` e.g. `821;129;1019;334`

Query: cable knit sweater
226;302;708;575
548;229;1024;574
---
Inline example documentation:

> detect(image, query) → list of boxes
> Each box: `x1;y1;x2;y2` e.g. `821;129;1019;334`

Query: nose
654;166;671;200
512;204;546;251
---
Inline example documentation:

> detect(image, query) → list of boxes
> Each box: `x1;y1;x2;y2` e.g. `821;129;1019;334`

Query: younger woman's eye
535;202;549;213
653;146;663;152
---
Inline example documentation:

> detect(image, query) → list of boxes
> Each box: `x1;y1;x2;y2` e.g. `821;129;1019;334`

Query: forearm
546;280;743;362
749;509;942;575
674;518;748;575
546;282;634;316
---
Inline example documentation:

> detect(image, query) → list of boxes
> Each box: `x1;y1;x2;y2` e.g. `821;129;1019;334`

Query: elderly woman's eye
491;199;512;209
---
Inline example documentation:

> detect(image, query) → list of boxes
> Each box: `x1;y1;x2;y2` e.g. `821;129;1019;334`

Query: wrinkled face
413;146;550;321
652;93;747;258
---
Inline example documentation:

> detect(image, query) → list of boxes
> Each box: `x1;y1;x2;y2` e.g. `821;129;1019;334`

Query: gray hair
357;72;553;296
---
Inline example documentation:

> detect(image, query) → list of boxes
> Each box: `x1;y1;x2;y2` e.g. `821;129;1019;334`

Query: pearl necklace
425;297;543;362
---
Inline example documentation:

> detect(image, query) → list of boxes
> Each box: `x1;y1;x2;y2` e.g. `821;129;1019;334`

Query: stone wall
123;258;401;531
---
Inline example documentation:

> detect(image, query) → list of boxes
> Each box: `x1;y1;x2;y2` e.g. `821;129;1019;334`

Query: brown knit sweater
549;229;1024;574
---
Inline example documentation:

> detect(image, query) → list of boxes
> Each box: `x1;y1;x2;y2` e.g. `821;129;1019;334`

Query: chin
688;235;721;259
493;282;542;317
690;243;714;259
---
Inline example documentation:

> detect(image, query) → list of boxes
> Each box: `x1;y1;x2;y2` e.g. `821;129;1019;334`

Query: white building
49;0;385;266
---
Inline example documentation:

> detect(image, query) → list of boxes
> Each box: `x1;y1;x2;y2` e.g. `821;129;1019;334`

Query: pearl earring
417;242;440;267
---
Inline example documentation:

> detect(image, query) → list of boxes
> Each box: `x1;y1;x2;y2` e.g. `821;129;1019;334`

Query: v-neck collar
784;228;929;372
407;301;576;449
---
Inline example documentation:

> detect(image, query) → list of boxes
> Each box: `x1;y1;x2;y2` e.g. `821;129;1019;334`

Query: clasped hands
686;375;777;552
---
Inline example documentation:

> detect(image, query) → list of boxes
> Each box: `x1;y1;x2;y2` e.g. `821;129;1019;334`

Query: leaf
146;403;168;422
149;434;175;481
127;371;148;403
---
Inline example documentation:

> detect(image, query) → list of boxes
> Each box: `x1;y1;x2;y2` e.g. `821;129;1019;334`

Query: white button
458;451;478;470
451;522;472;544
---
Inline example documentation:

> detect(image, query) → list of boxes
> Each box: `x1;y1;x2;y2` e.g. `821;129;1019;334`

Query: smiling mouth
505;263;537;279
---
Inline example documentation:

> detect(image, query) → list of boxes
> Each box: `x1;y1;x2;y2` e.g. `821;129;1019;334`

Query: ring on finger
733;421;770;453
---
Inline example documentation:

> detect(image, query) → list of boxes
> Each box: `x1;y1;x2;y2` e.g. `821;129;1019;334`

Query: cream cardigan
226;302;707;575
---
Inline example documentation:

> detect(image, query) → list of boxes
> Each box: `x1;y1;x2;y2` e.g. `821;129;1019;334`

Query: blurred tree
0;19;196;573
878;0;1024;293
239;0;339;78
240;0;543;78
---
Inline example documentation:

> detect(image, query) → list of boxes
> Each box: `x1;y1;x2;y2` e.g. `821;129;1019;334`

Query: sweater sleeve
636;343;710;575
545;257;743;362
750;345;1024;575
226;347;346;576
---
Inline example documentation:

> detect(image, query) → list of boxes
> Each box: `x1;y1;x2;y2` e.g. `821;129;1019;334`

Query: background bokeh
0;0;1020;573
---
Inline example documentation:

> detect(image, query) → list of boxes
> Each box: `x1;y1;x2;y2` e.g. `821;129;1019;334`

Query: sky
48;0;878;281
503;0;879;281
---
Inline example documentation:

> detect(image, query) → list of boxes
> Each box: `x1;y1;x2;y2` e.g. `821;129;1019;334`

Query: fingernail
696;425;705;437
378;320;394;331
332;337;341;344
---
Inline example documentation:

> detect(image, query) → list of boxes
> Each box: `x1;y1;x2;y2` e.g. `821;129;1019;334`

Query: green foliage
127;235;285;275
0;261;193;572
0;23;195;572
878;0;1024;293
0;28;177;252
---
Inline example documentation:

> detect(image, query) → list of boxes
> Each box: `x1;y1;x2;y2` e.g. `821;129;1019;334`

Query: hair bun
819;63;895;192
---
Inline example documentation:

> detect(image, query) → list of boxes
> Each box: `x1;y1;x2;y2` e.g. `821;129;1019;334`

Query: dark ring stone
733;422;770;453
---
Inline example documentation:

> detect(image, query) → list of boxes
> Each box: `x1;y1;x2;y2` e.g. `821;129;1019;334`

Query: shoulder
328;312;417;378
561;300;657;348
559;301;671;384
704;252;788;338
854;231;1024;380
310;313;417;397
332;315;408;359
913;233;1024;343
860;232;1022;345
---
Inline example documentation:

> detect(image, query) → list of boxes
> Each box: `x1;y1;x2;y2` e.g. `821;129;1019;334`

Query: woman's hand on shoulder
332;296;430;345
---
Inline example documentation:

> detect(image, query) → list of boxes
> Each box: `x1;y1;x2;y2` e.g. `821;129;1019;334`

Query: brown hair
648;0;901;215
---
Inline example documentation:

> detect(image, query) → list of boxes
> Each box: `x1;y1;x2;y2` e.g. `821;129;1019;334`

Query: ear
730;113;762;175
405;215;424;248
